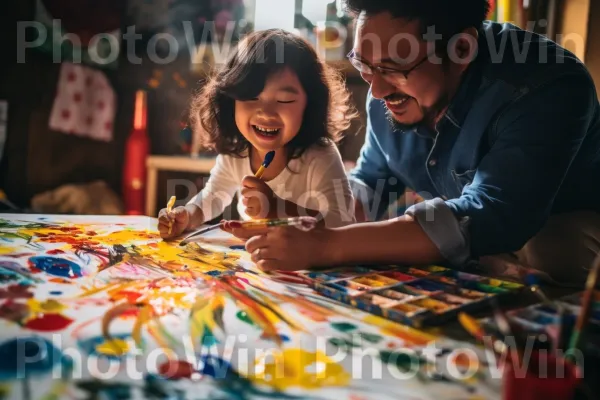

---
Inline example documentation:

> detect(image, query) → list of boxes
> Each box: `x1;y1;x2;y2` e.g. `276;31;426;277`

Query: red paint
25;313;73;331
47;249;65;255
148;243;158;248
119;308;140;318
114;290;142;303
4;253;35;258
0;285;33;299
228;221;242;229
56;227;81;232
49;278;72;284
0;301;29;323
86;231;98;236
158;360;196;380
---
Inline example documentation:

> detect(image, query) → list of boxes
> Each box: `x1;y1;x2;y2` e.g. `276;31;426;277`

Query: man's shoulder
479;21;589;87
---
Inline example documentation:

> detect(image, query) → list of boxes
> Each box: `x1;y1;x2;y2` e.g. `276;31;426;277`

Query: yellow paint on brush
95;338;130;356
251;348;349;390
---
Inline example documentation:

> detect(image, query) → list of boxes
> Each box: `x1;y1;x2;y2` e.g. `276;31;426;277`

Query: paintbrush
254;151;275;179
525;273;569;353
565;252;600;361
166;196;176;235
179;217;312;246
458;312;507;357
490;298;526;366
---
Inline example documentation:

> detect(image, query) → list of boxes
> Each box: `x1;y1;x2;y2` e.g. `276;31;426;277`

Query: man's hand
158;206;190;239
240;176;280;219
243;226;330;271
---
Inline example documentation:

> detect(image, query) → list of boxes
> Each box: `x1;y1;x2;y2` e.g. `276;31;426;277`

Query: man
232;0;600;285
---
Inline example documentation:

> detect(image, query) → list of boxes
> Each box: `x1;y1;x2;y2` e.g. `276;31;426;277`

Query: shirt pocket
451;169;477;194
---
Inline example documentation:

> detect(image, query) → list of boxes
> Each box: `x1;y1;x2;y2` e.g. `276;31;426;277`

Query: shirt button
428;159;437;167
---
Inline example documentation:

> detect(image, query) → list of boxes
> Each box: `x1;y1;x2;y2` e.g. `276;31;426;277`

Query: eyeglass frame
346;50;432;84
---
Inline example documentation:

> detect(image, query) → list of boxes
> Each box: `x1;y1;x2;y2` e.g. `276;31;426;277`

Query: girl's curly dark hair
190;28;358;160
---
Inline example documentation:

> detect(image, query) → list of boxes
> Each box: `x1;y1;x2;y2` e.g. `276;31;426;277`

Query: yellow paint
409;298;451;313
132;305;153;347
27;299;66;314
362;315;435;346
95;338;130;356
0;246;18;255
251;348;349;390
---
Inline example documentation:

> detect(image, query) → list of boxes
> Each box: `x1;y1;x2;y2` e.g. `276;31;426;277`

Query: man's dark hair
343;0;491;38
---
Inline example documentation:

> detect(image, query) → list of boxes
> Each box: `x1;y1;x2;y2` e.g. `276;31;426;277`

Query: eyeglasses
347;50;431;85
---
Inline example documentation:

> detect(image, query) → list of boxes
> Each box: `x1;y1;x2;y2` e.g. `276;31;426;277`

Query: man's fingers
244;232;270;253
250;247;277;263
257;259;279;272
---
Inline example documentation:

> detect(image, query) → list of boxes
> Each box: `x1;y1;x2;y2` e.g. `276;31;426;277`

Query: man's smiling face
352;11;468;130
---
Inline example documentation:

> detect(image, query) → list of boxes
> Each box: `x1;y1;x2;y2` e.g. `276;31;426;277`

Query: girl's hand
240;176;280;219
158;206;190;239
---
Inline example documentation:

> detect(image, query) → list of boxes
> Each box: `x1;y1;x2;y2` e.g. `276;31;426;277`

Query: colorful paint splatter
0;214;503;399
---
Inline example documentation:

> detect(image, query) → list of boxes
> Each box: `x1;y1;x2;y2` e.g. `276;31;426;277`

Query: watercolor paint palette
297;265;524;327
481;290;600;354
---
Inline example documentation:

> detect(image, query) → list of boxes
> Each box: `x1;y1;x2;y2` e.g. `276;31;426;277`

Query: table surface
0;213;565;400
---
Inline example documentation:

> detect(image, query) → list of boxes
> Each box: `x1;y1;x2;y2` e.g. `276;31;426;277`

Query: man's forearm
323;216;444;266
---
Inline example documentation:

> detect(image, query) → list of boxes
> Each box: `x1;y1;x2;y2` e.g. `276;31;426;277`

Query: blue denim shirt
349;21;600;266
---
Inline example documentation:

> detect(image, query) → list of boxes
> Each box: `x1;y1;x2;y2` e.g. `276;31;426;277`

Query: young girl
158;29;358;238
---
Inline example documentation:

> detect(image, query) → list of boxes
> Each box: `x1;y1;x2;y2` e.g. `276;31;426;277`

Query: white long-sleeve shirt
188;143;356;227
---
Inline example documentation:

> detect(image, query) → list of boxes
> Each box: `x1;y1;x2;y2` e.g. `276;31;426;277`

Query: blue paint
207;270;224;277
29;256;83;278
229;245;245;250
0;337;65;379
199;355;235;380
49;291;63;296
406;280;448;293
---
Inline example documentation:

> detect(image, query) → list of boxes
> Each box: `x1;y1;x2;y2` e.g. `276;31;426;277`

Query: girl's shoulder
297;140;343;164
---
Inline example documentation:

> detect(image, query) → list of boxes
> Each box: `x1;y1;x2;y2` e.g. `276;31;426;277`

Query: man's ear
451;27;479;71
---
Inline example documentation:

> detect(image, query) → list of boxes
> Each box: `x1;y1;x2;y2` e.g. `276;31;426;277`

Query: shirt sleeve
407;73;597;264
187;154;238;222
349;91;406;220
305;144;356;228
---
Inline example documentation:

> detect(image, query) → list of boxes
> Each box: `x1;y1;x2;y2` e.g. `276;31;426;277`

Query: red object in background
41;0;123;45
502;350;581;400
122;90;149;215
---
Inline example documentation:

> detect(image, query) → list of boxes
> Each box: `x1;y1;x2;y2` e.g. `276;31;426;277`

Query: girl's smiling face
235;67;307;154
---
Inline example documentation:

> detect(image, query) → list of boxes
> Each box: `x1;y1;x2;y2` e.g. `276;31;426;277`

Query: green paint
236;311;255;326
201;333;218;347
359;332;383;344
0;232;32;242
328;337;358;350
380;350;421;373
331;322;356;332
